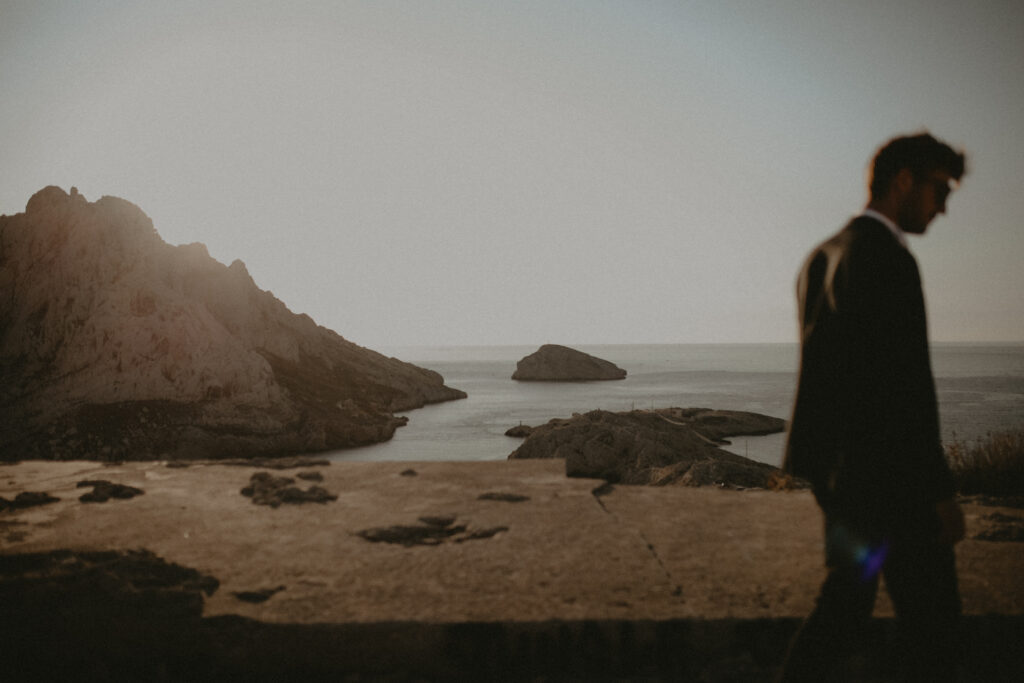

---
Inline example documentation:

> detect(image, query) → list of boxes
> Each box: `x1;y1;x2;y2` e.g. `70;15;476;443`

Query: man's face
900;169;954;235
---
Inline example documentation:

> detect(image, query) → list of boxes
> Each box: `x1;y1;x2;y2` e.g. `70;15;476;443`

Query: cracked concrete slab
2;459;1021;622
2;459;1022;680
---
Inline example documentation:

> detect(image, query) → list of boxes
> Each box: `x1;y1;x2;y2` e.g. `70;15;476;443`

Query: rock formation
0;490;60;511
511;344;626;381
504;424;533;438
508;408;801;489
77;480;145;503
0;186;465;461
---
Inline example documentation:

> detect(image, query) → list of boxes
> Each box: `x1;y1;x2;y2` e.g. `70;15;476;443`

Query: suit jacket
783;215;955;530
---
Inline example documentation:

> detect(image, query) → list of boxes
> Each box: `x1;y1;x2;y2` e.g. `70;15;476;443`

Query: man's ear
894;167;915;196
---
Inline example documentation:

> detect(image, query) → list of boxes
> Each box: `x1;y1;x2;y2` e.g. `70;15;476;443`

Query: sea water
328;343;1024;467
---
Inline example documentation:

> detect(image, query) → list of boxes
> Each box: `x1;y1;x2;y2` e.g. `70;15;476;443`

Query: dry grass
946;430;1024;496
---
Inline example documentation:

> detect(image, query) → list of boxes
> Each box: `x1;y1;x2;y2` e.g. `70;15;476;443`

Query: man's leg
778;520;880;682
882;538;961;682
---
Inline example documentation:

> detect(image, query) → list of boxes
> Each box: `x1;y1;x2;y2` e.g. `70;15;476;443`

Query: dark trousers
779;514;961;682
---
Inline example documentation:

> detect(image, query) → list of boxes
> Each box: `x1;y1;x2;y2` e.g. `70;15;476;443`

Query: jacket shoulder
829;215;899;251
808;216;909;273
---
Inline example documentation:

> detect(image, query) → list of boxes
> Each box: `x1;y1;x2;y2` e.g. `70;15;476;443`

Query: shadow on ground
1;548;1020;682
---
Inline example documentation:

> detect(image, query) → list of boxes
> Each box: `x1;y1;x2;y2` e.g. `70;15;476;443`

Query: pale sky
2;1;1022;348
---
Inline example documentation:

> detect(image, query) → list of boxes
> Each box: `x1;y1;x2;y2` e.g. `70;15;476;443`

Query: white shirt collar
860;208;908;248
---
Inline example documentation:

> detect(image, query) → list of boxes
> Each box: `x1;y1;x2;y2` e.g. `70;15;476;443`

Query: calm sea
328;343;1024;468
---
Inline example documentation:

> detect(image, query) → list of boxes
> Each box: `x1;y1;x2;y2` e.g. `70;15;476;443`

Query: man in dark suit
779;133;967;682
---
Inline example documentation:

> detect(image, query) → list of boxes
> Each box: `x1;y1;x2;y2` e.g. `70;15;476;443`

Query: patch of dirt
974;512;1024;542
961;494;1024;509
358;516;509;547
0;491;60;511
1;519;29;543
0;547;218;604
77;480;144;503
0;548;220;680
232;585;286;603
240;472;337;507
478;492;530;503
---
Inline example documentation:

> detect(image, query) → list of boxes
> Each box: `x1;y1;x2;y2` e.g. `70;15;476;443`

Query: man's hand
936;498;966;545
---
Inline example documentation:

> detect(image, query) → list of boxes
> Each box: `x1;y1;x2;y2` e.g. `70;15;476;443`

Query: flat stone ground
2;459;1022;681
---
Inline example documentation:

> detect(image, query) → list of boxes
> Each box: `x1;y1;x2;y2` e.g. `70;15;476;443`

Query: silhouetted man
779;133;967;682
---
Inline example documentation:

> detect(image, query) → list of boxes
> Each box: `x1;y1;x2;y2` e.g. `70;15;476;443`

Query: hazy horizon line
373;339;1024;350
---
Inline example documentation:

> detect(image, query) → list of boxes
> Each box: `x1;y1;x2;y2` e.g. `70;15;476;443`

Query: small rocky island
512;344;627;381
508;407;800;489
0;186;466;461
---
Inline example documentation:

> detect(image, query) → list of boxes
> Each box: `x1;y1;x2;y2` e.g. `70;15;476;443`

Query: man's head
868;133;966;234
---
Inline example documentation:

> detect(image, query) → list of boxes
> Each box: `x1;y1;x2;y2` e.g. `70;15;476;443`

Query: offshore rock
0;186;465;461
508;408;799;489
512;344;626;381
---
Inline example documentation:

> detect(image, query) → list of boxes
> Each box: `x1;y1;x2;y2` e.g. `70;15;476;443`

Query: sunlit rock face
0;186;465;461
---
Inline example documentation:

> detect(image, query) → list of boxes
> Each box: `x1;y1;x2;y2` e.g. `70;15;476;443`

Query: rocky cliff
0;186;466;461
508;408;799;488
512;344;626;381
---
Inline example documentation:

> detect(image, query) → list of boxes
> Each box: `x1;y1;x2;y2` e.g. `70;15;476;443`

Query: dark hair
869;133;966;201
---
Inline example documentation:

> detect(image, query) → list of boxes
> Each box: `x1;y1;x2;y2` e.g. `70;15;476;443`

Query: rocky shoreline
509;407;800;489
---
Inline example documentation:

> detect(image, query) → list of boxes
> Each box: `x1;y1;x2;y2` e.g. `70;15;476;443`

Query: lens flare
827;523;889;582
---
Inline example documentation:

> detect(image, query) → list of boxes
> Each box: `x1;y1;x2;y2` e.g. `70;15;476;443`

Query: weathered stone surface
657;407;787;441
478;492;530;503
0;547;220;679
233;585;286;603
0;548;219;613
511;344;626;381
0;187;466;461
0;490;60;511
0;460;1021;681
974;512;1024;542
358;520;468;546
239;471;337;507
357;515;510;547
77;480;144;503
508;408;799;489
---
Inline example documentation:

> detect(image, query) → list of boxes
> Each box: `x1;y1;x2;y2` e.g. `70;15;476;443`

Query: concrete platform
2;459;1022;681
